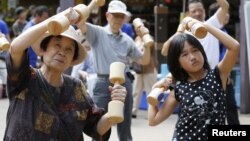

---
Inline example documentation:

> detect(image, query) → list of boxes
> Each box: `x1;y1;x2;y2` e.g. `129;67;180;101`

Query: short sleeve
5;50;31;99
85;23;101;47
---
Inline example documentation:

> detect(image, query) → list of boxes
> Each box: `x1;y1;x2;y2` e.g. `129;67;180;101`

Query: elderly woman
3;11;126;141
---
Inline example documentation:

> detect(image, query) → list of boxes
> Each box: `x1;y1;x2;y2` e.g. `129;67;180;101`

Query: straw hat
32;26;87;66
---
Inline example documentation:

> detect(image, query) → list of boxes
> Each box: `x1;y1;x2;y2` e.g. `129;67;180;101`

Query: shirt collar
104;24;123;37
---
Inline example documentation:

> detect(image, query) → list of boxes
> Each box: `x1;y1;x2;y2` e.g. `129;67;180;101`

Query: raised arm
204;23;239;88
148;73;178;126
161;23;185;56
136;43;151;65
161;33;180;56
10;20;49;69
135;26;151;65
10;8;79;69
184;17;239;88
215;0;229;25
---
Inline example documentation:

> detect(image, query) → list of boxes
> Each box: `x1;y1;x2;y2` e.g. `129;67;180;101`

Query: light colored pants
132;69;157;115
86;74;97;97
0;60;7;84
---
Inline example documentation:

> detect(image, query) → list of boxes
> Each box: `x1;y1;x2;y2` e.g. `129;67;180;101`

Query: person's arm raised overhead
215;0;229;25
135;26;151;65
10;7;79;69
161;23;185;56
204;22;239;89
10;19;49;69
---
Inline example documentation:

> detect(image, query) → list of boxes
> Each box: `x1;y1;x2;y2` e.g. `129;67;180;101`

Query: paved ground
1;98;250;141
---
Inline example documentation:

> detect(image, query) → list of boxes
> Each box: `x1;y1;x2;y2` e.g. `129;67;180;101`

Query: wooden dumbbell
0;34;9;51
74;0;105;23
147;73;174;106
147;87;165;106
108;62;126;124
182;17;207;39
133;18;154;48
48;0;105;35
47;11;73;36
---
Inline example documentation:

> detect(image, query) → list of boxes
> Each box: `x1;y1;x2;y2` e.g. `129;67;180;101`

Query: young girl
148;18;239;141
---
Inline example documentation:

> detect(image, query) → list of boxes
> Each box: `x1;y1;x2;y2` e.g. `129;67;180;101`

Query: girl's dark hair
167;33;210;81
40;35;79;62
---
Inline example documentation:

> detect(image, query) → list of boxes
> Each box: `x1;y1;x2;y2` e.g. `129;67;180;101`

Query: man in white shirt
187;0;229;68
162;0;229;69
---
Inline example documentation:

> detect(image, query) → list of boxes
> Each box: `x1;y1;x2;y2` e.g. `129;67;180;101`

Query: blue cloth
219;28;227;61
71;51;95;79
0;20;9;34
23;21;37;67
82;51;95;73
121;23;134;39
0;20;9;60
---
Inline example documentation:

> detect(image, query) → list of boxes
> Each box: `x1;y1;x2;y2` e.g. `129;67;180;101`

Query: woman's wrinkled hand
65;7;80;24
109;85;127;102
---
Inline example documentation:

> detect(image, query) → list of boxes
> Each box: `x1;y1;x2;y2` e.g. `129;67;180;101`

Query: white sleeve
205;14;223;29
71;63;84;79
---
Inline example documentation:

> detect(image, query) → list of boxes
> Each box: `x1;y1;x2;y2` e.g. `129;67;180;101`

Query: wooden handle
114;81;120;85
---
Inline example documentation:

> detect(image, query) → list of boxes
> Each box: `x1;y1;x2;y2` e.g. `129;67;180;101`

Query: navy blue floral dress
4;51;110;141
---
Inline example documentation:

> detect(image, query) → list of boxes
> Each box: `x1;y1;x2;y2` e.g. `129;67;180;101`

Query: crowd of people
0;0;241;141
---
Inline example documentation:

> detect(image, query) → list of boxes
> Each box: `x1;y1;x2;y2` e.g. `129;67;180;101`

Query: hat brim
32;26;87;66
108;10;129;16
